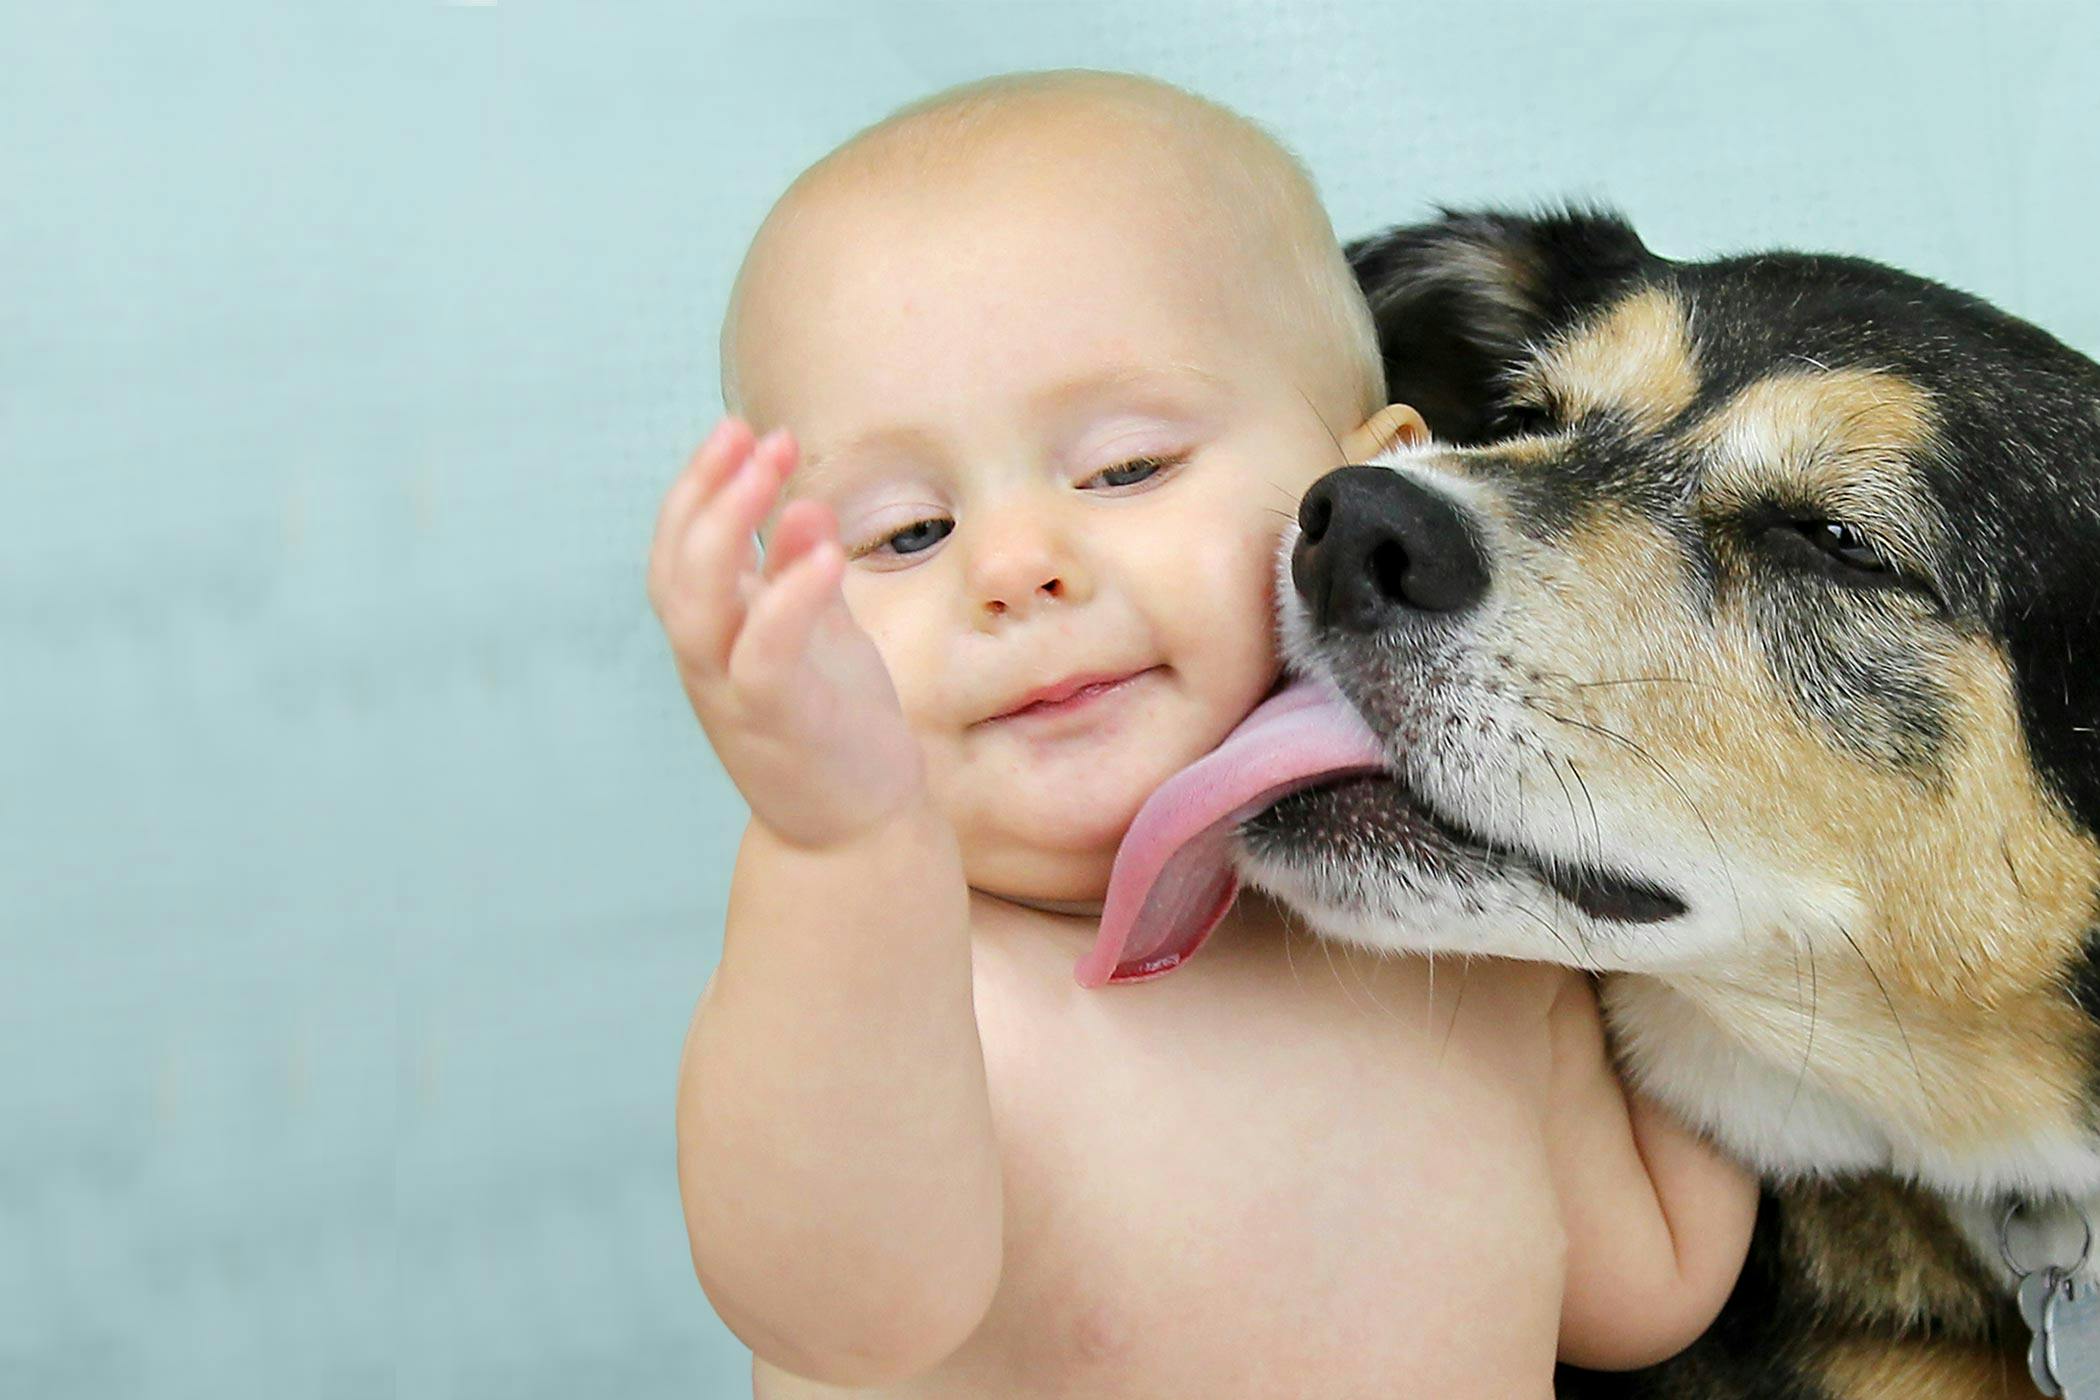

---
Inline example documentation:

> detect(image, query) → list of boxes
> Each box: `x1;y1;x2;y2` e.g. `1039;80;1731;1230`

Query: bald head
719;70;1382;435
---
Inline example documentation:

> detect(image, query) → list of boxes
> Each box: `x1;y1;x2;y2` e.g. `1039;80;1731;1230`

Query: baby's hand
648;418;928;849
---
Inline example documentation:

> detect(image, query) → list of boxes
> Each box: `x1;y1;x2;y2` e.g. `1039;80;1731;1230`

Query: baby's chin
952;783;1158;906
993;759;1166;840
941;695;1247;900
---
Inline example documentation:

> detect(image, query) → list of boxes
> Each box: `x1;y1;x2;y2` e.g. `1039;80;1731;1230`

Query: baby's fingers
649;419;753;596
763;497;843;582
664;431;797;671
727;535;847;700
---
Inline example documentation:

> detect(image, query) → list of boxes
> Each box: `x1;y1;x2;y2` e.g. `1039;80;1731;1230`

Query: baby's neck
976;888;1106;919
973;884;1296;939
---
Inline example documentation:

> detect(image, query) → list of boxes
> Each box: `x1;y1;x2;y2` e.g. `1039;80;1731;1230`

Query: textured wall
5;3;2094;1396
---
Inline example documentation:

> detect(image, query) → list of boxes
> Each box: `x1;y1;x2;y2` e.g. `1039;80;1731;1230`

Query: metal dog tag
2046;1276;2100;1399
2027;1270;2067;1396
2002;1200;2100;1397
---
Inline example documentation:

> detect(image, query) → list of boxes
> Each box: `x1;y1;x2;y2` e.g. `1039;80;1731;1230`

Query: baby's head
721;70;1423;902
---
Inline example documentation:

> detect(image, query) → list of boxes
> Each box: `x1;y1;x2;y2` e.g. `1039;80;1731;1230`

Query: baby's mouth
978;666;1165;727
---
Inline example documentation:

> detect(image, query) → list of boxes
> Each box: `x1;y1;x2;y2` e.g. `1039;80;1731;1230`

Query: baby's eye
860;516;954;560
1080;455;1181;490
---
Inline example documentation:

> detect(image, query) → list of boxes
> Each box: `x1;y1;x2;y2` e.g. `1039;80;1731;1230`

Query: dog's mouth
1074;675;1684;988
1245;772;1687;925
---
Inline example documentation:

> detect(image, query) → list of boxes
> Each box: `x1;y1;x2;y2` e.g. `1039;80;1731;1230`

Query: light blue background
5;2;2094;1396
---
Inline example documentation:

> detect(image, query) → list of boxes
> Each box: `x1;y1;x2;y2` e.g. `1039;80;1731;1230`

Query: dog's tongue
1074;675;1386;987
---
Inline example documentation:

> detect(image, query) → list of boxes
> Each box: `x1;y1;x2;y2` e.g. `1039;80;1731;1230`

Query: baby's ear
1342;403;1430;462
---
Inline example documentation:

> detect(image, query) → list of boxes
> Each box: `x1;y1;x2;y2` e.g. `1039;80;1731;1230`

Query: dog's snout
1292;466;1489;633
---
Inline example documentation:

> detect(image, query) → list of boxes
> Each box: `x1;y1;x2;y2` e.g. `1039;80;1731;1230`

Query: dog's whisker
1315;921;1362;1014
1834;919;1927;1104
1277;896;1307;991
1346;939;1395;1021
1285;379;1351;471
1509;759;1588;967
1435;954;1472;1071
1424;951;1437;1037
1782;935;1821;1132
1532;704;1741;931
1564;756;1605;882
1564;673;1758;706
1999;831;2030;898
1509;890;1586;968
1536;748;1588;889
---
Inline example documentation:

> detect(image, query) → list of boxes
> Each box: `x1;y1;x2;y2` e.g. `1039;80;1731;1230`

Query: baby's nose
967;516;1090;622
983;573;1065;617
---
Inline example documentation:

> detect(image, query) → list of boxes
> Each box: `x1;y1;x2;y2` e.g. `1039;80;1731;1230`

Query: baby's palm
648;421;927;848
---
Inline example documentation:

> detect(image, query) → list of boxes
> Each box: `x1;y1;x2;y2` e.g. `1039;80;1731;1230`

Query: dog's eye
1757;512;1948;612
1494;401;1558;437
1796;520;1891;574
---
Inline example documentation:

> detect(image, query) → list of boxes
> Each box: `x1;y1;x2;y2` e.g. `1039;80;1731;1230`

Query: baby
653;71;1757;1398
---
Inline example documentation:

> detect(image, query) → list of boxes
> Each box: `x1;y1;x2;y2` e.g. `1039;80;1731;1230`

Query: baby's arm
1544;974;1759;1371
652;421;1003;1387
681;813;999;1387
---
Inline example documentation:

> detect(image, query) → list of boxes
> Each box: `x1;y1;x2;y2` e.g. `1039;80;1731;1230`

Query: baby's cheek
848;601;945;742
1218;512;1288;616
1170;523;1286;685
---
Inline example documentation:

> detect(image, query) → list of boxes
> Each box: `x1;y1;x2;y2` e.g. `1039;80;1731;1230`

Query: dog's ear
1346;207;1660;446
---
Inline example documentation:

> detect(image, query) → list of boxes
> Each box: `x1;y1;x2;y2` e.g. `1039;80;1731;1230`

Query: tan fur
1476;496;2100;1152
1816;1336;2043;1399
1522;286;1701;433
1477;433;1565;464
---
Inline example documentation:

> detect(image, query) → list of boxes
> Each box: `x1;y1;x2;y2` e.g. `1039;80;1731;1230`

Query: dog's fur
1240;208;2100;1398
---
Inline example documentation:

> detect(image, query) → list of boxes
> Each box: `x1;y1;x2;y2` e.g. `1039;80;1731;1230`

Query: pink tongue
1074;675;1386;987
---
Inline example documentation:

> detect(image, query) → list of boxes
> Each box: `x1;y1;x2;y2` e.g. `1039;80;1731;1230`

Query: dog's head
1245;208;2100;1193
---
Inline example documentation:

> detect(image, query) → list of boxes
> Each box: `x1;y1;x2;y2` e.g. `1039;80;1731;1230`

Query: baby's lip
977;666;1162;725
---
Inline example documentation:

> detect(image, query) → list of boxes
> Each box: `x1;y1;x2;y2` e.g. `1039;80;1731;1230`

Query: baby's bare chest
754;935;1573;1400
948;940;1569;1398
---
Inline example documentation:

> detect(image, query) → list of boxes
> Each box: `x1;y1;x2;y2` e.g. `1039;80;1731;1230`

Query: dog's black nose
1292;466;1490;633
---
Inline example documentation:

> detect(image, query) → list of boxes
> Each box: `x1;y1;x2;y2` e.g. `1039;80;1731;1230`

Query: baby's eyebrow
1032;362;1232;415
789;362;1229;499
791;423;943;499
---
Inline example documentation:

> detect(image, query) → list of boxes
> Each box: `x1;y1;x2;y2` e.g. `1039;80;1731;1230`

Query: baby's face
733;148;1373;901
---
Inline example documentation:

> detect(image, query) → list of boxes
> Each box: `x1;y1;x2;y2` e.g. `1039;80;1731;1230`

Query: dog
1236;208;2100;1398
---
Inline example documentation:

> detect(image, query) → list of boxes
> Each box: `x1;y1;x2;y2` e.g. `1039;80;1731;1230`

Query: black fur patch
2010;590;2100;834
1347;206;1661;446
